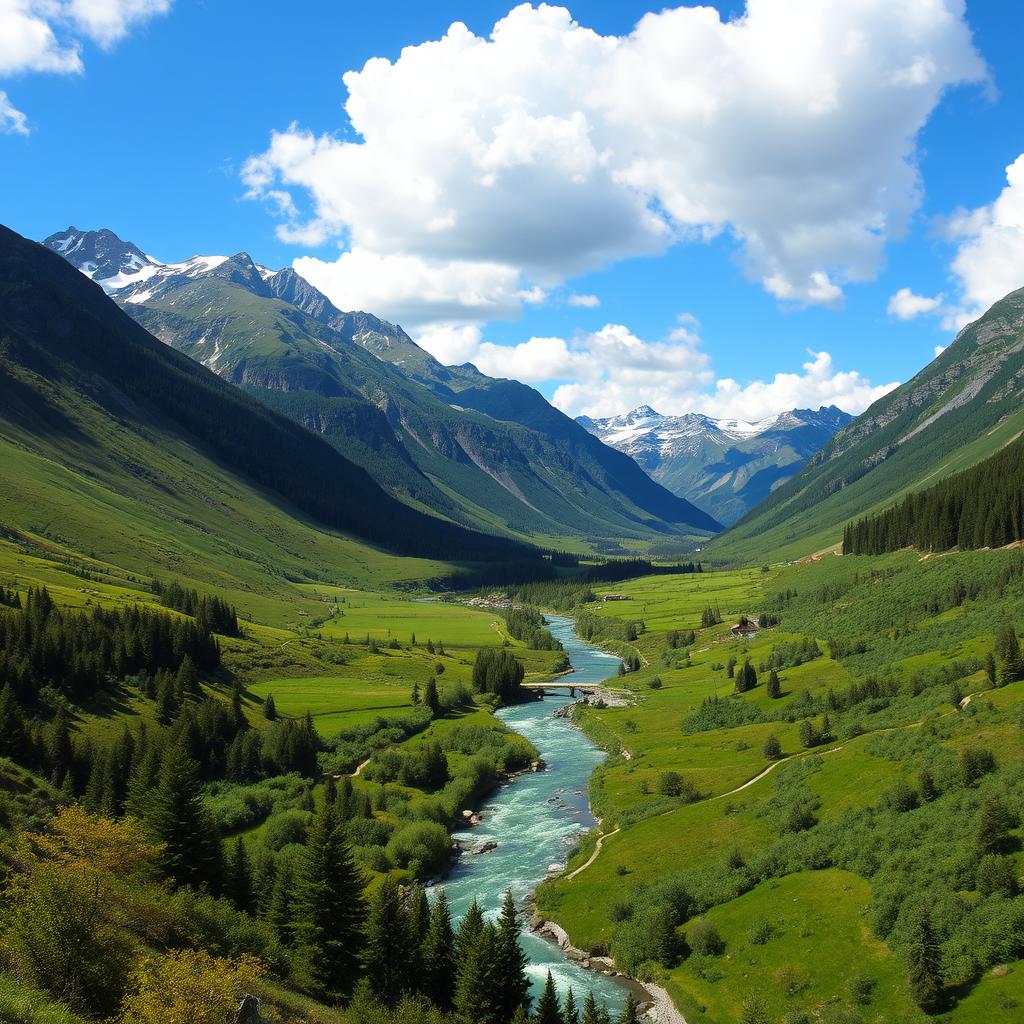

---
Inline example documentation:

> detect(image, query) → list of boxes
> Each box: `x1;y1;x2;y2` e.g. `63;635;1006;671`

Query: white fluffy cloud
66;0;172;49
944;154;1024;325
891;154;1024;330
245;1;985;323
887;286;944;320
417;315;897;420
568;292;600;308
0;90;28;134
0;0;170;128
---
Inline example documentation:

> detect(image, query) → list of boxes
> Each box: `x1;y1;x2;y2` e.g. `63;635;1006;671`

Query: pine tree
767;670;780;699
534;971;563;1024
145;742;222;891
617;994;640;1024
581;992;609;1024
267;860;296;944
495;889;531;1020
364;875;412;1007
453;916;499;1024
424;677;440;715
294;802;367;1001
230;681;246;731
563;988;580;1024
225;836;254;913
977;794;1015;855
906;905;942;1012
411;682;421;705
263;693;277;720
0;683;27;762
408;883;431;949
45;709;74;785
422;888;455;1011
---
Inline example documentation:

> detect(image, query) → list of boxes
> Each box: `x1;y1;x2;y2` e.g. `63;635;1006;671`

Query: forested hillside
843;432;1024;555
710;286;1024;563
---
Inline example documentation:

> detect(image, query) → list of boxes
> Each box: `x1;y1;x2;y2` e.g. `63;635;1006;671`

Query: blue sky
3;1;1023;421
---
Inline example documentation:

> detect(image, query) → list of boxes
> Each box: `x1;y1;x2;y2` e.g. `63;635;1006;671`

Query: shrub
648;676;663;689
748;918;773;945
763;734;782;760
686;918;724;956
847;973;876;1005
385;821;451;877
115;949;265;1024
260;809;311;852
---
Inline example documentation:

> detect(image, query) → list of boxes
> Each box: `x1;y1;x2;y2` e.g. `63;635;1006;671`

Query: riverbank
526;913;687;1024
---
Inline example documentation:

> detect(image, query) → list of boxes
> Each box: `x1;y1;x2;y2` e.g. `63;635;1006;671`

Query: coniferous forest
843;434;1024;556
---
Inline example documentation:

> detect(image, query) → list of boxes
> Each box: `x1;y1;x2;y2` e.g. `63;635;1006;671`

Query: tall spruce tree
495;889;532;1020
617;994;640;1024
294;802;367;1002
422;889;455;1011
364;875;412;1007
267;860;296;945
534;971;563;1024
225;836;254;913
454;907;499;1024
906;905;942;1013
145;741;221;891
563;988;580;1024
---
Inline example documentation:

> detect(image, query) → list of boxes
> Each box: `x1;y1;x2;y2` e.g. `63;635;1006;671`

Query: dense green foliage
843;433;1024;555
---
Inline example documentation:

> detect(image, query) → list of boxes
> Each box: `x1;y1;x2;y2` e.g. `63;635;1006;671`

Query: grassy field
536;550;1024;1023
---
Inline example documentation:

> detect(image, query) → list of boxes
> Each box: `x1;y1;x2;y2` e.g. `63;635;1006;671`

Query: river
440;613;631;1015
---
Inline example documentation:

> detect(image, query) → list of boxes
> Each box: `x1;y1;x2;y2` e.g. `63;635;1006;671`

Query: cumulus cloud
417;315;897;421
943;154;1024;327
568;292;600;308
887;287;944;320
245;1;986;322
66;0;172;49
0;90;28;134
0;0;170;128
293;250;526;328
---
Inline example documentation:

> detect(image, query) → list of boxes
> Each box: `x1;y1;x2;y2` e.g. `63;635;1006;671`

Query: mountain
1;224;535;591
710;285;1024;563
45;227;720;548
577;405;852;526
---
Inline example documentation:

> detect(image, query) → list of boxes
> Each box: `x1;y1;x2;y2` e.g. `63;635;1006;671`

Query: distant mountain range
578;405;853;526
710;283;1024;563
45;227;720;548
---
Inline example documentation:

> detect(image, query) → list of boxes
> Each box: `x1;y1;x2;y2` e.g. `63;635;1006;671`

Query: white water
438;614;630;1013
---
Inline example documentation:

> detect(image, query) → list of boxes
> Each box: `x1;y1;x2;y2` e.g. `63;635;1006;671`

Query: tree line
0;586;221;707
842;434;1024;555
152;578;240;636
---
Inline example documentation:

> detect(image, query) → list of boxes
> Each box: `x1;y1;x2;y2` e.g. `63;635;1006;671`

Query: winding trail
566;745;845;880
566;826;621;879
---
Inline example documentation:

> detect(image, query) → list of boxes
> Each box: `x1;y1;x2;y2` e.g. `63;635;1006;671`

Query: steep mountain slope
0;224;531;592
578;405;852;526
710;286;1024;563
45;227;720;547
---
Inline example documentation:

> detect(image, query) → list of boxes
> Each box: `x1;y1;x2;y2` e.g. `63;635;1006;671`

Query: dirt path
350;758;370;777
566;744;845;881
566;826;622;880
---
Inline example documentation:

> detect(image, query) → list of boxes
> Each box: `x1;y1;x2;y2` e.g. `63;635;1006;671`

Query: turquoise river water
439;614;631;1014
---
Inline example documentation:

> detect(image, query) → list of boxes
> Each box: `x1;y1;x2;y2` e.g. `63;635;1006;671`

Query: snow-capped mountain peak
578;404;853;525
43;227;258;302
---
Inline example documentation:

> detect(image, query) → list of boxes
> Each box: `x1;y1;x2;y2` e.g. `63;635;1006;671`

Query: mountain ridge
709;284;1024;562
45;226;721;547
579;404;853;526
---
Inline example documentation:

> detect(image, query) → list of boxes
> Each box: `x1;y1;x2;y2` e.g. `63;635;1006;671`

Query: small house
731;621;758;638
601;594;631;602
